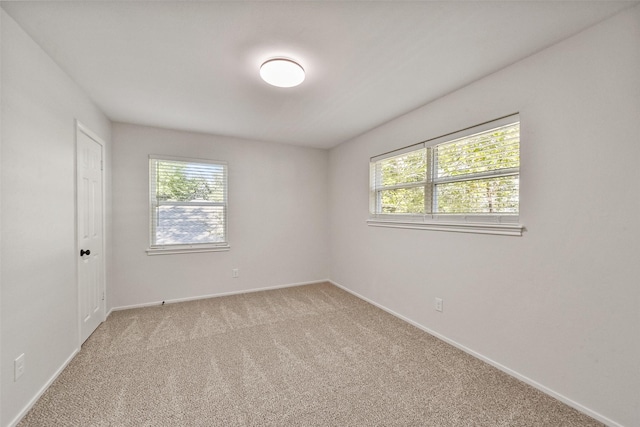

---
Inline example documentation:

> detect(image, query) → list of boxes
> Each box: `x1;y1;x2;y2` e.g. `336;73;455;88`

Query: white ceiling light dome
260;58;305;88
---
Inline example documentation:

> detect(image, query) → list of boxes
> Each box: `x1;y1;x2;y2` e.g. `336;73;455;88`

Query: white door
77;126;105;344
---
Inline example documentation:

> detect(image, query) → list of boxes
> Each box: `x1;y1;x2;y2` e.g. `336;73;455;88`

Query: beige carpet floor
18;282;602;426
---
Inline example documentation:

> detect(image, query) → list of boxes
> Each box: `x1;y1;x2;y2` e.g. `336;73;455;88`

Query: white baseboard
108;279;329;313
328;279;622;427
7;348;79;427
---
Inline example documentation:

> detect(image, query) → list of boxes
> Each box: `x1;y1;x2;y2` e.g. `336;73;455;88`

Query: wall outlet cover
14;354;25;381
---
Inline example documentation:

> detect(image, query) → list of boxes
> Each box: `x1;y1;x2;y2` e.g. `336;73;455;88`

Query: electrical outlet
232;268;239;278
435;298;443;312
14;354;25;381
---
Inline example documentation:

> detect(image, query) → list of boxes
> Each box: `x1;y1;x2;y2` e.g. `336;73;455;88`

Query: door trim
75;119;107;346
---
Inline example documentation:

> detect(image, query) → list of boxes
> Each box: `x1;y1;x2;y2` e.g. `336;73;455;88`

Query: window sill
146;244;230;256
366;219;524;236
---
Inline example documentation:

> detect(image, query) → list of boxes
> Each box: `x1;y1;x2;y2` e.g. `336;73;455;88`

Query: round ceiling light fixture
260;58;305;88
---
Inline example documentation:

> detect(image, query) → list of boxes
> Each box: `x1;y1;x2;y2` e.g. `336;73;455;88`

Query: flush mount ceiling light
260;58;305;88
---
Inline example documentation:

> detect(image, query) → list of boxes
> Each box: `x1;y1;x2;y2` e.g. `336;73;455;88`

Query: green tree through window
433;123;519;214
372;118;519;218
157;162;221;202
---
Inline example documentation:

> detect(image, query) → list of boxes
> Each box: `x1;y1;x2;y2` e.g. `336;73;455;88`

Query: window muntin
149;156;228;251
370;115;520;223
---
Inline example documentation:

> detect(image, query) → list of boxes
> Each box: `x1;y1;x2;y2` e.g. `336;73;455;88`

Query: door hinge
101;160;104;171
102;292;105;301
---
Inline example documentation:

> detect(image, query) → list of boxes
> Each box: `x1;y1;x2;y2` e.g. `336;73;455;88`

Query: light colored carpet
19;282;602;426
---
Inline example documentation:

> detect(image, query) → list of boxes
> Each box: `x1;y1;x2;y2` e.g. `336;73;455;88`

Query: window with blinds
369;114;521;234
149;156;228;253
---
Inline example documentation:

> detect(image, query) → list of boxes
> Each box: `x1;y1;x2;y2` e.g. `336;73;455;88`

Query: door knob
80;249;91;256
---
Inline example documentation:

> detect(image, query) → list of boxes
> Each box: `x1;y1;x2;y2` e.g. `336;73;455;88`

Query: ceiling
2;1;636;149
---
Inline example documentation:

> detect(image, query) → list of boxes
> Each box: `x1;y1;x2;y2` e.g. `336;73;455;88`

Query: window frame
147;155;230;255
368;114;524;236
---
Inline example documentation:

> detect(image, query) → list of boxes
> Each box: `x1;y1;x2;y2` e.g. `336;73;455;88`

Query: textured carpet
19;282;602;426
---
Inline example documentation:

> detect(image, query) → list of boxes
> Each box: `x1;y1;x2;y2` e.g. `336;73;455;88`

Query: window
148;155;229;254
368;114;523;235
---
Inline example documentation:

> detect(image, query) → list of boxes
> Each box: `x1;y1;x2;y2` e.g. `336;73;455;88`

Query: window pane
435;176;519;214
380;187;425;214
369;115;520;223
376;149;426;187
154;205;225;245
156;160;225;203
435;123;519;179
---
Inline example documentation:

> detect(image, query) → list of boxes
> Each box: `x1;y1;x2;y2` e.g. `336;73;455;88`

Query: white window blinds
432;121;520;215
149;156;228;251
370;114;520;226
372;145;428;215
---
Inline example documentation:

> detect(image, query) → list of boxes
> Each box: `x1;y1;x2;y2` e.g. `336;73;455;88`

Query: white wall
111;123;328;309
328;6;640;427
0;10;112;427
